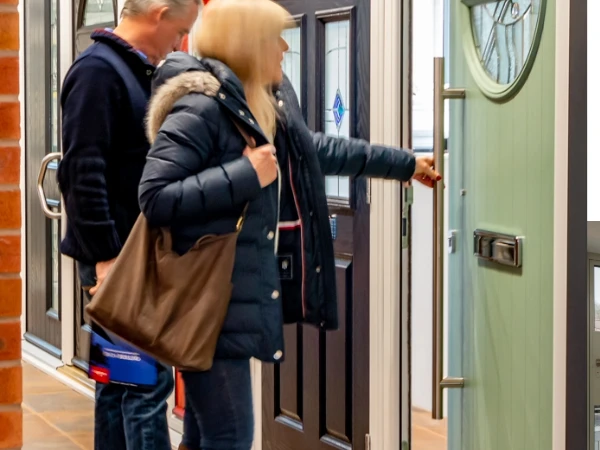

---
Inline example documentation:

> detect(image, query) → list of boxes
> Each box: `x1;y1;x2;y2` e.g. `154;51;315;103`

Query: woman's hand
244;144;278;187
412;155;442;188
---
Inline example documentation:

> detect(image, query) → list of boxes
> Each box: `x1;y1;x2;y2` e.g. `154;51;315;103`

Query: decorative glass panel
471;1;540;85
83;0;115;26
281;26;301;104
324;20;350;200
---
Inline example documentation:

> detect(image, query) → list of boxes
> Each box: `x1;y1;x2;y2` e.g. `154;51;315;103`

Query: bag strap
230;118;255;149
227;116;255;232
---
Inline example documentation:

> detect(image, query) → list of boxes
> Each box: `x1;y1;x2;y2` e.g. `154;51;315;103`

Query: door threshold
57;364;95;390
22;340;95;401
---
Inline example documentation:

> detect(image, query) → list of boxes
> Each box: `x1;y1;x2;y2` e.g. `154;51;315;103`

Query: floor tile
70;431;94;450
22;363;71;396
23;413;63;442
39;409;94;434
23;435;83;450
411;408;447;450
23;390;94;414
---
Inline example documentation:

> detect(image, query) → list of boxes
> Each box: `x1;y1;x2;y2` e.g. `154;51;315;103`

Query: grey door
24;0;63;357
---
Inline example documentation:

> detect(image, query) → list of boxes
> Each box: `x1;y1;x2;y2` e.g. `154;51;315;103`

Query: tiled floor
412;408;447;450
22;360;447;450
22;361;94;450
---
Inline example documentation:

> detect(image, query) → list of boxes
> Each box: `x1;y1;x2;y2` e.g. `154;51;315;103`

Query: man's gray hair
121;0;200;18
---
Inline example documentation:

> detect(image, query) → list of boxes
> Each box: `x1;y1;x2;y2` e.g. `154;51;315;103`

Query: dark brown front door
71;0;118;371
262;0;371;448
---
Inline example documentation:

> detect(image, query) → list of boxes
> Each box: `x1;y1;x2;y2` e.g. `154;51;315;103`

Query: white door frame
369;0;406;448
59;0;76;367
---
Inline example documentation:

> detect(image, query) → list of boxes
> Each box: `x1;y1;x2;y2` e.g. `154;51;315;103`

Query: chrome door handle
37;152;62;220
432;57;465;420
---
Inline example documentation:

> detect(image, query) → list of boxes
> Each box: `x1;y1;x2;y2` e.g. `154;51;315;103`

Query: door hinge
365;434;371;450
366;179;371;204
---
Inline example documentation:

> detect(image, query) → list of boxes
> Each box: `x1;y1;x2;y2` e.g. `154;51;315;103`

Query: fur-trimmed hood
146;52;221;144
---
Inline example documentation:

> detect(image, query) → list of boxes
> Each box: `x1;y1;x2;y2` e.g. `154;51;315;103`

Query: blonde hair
193;0;291;141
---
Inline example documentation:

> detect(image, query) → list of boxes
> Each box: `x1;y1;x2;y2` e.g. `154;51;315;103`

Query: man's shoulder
66;44;124;83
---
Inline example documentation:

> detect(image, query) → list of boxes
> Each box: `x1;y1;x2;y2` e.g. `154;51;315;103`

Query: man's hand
412;155;442;188
89;258;117;296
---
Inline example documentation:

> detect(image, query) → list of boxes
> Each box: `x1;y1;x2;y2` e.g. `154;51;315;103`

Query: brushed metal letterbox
473;229;523;268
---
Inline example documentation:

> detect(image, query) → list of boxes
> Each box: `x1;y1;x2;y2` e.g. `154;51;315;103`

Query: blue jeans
94;363;174;450
78;262;174;450
181;359;254;450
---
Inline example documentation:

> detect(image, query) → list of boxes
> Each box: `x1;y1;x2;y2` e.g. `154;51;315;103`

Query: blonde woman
139;0;439;448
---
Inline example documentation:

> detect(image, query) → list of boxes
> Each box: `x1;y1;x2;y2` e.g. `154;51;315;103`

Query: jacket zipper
286;158;306;318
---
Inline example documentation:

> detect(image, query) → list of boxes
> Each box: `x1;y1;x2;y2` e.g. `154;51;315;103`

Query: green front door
445;1;555;449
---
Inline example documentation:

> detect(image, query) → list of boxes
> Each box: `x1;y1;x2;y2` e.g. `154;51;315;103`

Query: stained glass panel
281;26;302;104
324;20;350;200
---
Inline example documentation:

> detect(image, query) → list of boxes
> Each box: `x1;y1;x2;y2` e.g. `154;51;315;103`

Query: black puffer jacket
139;52;416;363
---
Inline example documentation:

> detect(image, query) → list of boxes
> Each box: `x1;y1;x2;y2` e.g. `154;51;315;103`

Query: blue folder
88;330;158;387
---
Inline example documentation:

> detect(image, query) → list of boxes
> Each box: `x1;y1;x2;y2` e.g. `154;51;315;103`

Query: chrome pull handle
432;57;466;420
37;152;62;220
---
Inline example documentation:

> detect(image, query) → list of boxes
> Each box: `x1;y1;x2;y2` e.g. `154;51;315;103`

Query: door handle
432;57;465;420
37;152;62;220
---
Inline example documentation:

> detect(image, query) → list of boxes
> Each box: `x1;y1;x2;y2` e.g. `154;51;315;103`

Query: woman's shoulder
147;70;224;143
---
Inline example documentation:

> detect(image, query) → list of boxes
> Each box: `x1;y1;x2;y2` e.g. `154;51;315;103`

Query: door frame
553;0;586;448
59;0;76;368
369;0;408;449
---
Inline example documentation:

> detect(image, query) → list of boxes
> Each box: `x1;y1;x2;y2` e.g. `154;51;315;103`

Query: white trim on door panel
553;1;569;448
59;0;76;366
369;0;404;448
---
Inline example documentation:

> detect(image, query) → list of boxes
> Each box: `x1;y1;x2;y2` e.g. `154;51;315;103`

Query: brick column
0;0;22;448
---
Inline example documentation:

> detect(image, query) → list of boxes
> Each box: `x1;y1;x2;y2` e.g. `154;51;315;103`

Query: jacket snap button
267;231;275;240
271;290;280;299
239;110;245;116
278;100;284;107
219;93;226;99
316;266;321;273
273;350;283;360
249;119;255;124
146;69;152;76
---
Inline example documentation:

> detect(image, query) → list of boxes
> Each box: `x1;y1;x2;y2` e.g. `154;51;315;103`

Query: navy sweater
57;30;156;265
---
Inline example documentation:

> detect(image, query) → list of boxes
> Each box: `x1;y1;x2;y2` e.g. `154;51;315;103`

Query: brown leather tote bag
85;120;253;371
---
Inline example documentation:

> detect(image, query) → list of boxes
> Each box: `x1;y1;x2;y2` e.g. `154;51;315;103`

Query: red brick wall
0;0;22;448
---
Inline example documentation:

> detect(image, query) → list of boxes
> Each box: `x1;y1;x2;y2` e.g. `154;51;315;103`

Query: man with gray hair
57;0;199;448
